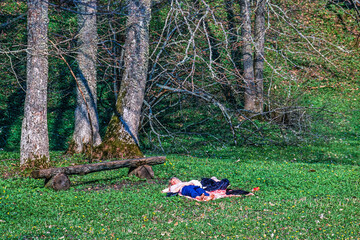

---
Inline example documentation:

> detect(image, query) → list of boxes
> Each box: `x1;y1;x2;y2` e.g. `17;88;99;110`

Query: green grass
0;136;359;239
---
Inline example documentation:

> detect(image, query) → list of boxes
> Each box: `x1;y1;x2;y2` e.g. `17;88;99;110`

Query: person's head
168;177;181;187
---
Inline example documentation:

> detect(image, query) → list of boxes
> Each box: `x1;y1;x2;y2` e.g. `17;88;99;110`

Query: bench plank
32;156;166;179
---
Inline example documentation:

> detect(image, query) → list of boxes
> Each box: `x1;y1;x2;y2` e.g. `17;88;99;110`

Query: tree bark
240;0;256;112
93;0;151;159
20;0;49;165
32;156;166;178
116;0;151;143
254;0;266;113
69;0;101;154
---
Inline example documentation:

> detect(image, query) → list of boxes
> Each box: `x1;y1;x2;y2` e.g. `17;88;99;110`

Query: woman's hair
168;177;180;188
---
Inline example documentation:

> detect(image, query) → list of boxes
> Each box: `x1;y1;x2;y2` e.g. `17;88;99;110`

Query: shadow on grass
72;176;167;192
159;139;360;167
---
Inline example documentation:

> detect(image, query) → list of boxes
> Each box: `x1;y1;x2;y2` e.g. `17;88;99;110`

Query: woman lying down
162;177;255;201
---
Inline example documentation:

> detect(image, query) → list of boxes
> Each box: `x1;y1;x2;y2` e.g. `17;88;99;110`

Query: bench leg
45;173;71;191
128;165;154;179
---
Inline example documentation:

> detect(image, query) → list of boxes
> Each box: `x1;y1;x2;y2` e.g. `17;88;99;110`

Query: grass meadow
0;134;359;239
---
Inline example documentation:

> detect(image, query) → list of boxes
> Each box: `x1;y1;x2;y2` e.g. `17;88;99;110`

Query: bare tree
94;0;151;159
240;0;256;113
68;0;102;154
254;0;266;113
20;0;49;165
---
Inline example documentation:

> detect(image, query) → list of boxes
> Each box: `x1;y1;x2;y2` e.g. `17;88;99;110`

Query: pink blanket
179;190;254;201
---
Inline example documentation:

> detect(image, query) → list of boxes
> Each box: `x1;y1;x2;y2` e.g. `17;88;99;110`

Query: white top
162;180;202;193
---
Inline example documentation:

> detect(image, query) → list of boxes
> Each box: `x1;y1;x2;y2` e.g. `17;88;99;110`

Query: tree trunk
254;0;266;113
68;0;101;154
240;0;256;112
20;0;49;166
93;0;151;159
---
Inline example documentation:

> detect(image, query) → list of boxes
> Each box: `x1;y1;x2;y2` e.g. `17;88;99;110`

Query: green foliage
0;1;26;14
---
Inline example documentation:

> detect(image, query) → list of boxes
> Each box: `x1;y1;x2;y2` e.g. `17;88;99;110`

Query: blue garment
201;178;230;191
181;185;209;198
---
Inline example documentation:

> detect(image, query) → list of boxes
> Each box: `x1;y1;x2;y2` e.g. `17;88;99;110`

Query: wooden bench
31;156;166;190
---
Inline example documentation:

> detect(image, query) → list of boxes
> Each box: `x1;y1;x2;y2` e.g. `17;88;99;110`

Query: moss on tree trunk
91;115;143;160
91;0;151;160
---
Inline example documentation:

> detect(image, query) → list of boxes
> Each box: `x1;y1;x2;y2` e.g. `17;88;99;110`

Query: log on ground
32;156;166;179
